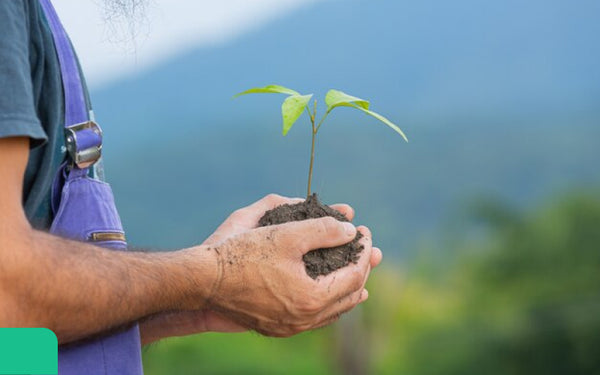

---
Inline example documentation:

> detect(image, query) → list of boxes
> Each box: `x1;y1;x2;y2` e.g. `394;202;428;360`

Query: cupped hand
207;211;376;337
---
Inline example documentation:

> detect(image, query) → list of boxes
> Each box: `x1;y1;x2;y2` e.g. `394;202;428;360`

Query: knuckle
271;223;293;246
264;193;282;203
229;208;244;219
316;216;339;235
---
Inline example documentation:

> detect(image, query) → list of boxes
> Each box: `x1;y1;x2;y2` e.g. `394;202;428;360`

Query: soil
258;194;364;279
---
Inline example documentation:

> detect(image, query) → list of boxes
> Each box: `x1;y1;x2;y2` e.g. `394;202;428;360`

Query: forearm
0;224;217;344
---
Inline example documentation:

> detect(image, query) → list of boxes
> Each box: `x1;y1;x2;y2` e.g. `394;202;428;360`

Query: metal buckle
64;121;103;169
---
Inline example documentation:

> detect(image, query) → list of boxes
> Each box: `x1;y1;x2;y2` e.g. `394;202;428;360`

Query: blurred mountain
90;0;600;255
93;0;600;130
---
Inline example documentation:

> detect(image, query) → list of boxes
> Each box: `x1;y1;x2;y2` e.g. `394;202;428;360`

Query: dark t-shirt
0;0;76;229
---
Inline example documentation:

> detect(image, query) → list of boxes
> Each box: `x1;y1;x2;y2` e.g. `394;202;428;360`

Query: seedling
235;85;407;199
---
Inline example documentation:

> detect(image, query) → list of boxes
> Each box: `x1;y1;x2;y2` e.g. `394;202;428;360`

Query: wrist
170;245;221;311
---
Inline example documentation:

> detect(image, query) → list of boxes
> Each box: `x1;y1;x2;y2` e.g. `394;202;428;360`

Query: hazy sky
53;0;318;88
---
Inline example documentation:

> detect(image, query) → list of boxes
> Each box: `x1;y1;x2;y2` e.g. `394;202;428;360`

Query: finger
331;260;371;304
204;311;248;333
357;225;372;241
371;247;383;268
230;194;304;227
314;289;369;330
316;234;372;302
250;194;303;212
329;204;355;221
270;217;357;256
356;225;379;268
361;288;369;303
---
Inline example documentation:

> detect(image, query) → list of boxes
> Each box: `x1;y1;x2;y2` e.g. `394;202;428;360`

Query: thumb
267;217;357;256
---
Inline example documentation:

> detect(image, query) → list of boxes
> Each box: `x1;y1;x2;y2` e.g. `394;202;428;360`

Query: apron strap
39;0;103;169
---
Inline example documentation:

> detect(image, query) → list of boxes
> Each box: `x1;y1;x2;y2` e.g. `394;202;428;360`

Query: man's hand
206;195;379;337
139;194;382;343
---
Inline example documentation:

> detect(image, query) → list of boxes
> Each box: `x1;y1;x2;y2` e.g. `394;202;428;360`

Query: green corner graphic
0;328;57;374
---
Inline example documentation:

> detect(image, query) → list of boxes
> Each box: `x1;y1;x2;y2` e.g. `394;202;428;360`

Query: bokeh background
58;0;599;373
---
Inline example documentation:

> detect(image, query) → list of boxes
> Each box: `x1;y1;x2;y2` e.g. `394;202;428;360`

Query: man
0;0;381;368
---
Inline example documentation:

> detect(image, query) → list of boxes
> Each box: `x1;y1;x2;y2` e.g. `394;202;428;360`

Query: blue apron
39;0;144;373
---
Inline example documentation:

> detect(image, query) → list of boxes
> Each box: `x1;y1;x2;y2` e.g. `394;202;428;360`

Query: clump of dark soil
258;194;364;279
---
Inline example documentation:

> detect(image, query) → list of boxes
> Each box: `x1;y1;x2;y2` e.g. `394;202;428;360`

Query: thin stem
306;100;317;199
306;103;333;198
307;129;316;199
315;109;331;133
305;106;314;123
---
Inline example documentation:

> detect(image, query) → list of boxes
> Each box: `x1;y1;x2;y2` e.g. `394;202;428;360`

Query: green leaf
281;94;313;135
234;84;300;98
350;104;408;142
325;89;370;111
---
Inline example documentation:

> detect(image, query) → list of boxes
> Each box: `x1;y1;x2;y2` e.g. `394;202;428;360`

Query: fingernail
343;222;356;236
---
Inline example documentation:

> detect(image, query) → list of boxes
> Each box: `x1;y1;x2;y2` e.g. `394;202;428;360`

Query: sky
53;0;318;88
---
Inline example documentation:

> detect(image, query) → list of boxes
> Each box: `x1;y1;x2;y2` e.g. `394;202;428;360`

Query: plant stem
307;127;316;199
307;100;317;199
306;104;331;199
316;109;330;132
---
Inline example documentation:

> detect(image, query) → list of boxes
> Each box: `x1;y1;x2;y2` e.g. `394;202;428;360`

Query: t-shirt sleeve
0;0;48;147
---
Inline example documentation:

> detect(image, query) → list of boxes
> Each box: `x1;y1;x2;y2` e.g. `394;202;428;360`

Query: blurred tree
400;193;600;375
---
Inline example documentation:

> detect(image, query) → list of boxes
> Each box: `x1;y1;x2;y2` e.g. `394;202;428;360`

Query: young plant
235;85;408;199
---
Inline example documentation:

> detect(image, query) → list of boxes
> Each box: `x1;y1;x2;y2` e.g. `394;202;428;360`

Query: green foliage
354;106;408;141
234;84;300;97
235;84;309;135
235;85;407;139
235;84;407;196
325;89;408;140
379;193;600;375
282;94;313;135
325;89;370;110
